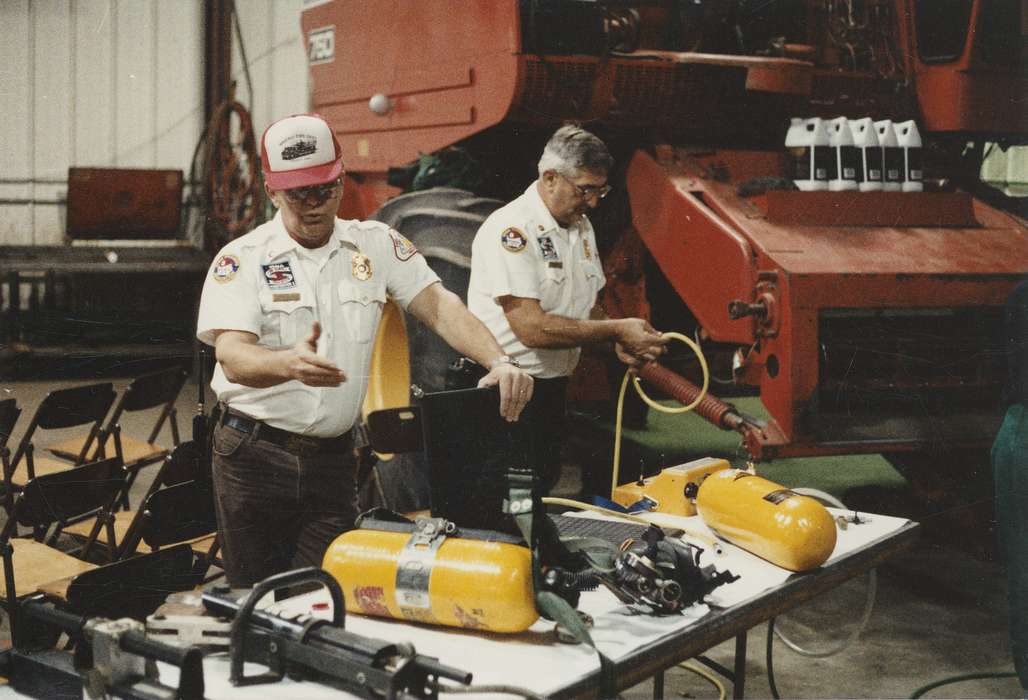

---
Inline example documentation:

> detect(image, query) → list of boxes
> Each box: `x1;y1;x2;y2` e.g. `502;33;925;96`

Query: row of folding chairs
0;366;188;509
0;443;221;649
0;369;223;649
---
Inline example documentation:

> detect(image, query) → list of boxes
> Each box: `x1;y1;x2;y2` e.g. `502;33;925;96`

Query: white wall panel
74;0;116;166
0;1;32;181
233;0;309;141
2;0;306;246
114;1;157;167
155;2;204;173
31;0;73;243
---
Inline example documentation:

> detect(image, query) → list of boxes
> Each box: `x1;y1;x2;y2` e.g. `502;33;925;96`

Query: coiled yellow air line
609;331;710;499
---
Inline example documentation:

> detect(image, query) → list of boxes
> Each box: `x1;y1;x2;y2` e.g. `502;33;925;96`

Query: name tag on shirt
273;292;301;302
548;262;563;269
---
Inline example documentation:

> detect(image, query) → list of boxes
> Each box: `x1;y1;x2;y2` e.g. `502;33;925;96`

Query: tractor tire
372;189;503;394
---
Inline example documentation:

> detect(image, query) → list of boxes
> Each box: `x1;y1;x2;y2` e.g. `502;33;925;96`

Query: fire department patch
500;227;527;253
212;254;240;284
351;252;373;281
389;230;418;261
261;261;295;289
537;235;559;261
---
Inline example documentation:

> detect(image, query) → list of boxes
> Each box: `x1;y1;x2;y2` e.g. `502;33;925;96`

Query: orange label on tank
353;586;390;617
453;605;487;630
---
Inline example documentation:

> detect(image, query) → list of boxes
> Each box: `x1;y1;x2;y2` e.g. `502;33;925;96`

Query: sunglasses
559;172;612;200
282;177;344;205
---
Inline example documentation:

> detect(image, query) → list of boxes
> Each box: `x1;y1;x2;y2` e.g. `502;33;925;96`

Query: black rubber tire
373;190;503;394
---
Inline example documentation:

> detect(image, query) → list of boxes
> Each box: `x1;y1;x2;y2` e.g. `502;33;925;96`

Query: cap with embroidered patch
260;113;343;190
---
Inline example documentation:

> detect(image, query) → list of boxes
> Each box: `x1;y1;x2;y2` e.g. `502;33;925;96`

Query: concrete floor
0;376;1022;699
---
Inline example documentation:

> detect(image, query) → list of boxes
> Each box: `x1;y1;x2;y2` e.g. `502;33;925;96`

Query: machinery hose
679;660;727;700
771;487;878;659
610;332;710;499
766;487;878;699
908;671;1018;698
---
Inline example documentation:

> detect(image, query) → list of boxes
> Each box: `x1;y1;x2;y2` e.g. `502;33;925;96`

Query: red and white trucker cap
260;113;343;190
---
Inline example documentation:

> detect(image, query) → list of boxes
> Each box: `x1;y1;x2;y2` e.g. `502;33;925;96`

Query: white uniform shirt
197;212;438;437
468;181;605;378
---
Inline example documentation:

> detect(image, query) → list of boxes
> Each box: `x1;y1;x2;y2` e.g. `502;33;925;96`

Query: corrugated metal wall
0;0;309;246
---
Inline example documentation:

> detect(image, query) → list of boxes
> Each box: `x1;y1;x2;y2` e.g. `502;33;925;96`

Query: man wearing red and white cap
197;113;533;585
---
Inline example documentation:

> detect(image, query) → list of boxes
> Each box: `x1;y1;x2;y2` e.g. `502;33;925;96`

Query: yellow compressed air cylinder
323;528;538;633
695;469;838;572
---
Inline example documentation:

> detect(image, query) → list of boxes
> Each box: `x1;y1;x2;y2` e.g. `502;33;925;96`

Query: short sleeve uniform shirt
197;212;438;437
467;181;605;378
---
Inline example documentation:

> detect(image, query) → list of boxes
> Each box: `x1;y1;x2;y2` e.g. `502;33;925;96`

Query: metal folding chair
3;383;117;496
0;457;125;647
63;438;204;560
49;367;188;508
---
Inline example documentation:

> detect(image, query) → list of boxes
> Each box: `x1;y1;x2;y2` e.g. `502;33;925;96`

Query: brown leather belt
222;410;352;455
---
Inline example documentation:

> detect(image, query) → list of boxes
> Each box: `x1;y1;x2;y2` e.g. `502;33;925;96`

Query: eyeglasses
281;177;344;206
559;173;612;200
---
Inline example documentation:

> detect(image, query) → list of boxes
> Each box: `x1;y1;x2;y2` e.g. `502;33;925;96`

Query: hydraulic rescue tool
12;597;206;700
200;567;471;699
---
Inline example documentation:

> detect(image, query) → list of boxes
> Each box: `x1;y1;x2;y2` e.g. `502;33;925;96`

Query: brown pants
211;421;358;586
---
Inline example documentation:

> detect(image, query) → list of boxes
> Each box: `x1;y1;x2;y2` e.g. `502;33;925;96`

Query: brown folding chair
0;457;126;647
3;383;117;497
64;439;205;560
49;367;188;506
63;441;219;578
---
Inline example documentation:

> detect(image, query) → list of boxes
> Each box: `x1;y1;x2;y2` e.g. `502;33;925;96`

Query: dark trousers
211;421;358;586
993;403;1028;690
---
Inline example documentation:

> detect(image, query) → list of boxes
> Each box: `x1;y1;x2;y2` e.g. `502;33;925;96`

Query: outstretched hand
478;363;534;422
288;321;346;387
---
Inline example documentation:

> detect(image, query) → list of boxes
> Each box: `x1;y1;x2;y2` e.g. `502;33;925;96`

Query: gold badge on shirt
351;252;373;281
582;238;593;260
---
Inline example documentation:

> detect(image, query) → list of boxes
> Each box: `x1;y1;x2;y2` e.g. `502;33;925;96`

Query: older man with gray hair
467;124;666;499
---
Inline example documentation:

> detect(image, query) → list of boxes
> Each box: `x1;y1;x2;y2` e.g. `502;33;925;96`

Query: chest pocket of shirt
258;289;314;348
539;266;567;312
570;261;604;319
338;281;386;343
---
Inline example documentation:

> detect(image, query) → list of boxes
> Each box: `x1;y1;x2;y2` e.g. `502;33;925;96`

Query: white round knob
368;93;391;115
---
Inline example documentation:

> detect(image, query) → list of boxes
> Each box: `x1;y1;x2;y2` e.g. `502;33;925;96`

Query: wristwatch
489;354;521;370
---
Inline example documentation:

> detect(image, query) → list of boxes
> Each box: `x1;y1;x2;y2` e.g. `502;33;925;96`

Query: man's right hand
287;321;346;387
615;318;668;363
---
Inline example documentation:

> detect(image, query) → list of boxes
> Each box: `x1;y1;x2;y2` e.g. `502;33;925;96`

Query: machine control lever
727;299;768;320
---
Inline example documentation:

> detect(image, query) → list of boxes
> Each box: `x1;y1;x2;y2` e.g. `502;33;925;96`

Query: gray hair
537;125;613;178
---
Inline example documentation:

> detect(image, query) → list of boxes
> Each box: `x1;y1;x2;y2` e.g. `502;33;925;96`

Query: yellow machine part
323;528;538;633
695;469;838;572
362;299;410;459
612;457;731;516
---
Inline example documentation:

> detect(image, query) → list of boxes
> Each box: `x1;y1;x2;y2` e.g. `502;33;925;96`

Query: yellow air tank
695;469;838;572
323;527;538;633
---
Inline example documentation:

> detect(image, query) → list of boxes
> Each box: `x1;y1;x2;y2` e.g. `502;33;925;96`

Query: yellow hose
610;331;711;499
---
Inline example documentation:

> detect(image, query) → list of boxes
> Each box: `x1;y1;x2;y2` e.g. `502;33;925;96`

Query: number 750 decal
308;26;335;65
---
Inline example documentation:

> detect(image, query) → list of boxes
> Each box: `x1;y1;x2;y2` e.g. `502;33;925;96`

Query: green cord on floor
909;671;1019;698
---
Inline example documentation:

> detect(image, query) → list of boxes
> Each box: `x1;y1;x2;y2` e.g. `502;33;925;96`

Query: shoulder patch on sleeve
500;227;527;253
388;229;418;261
212;254;240;283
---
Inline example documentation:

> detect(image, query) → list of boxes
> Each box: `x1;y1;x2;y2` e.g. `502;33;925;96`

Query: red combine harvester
301;1;1028;497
